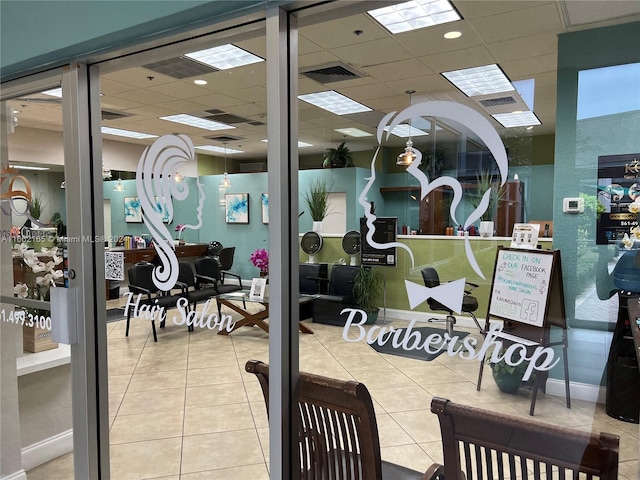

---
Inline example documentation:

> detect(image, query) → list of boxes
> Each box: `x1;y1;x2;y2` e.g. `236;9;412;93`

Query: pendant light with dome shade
301;231;323;264
341;230;361;266
396;90;417;166
219;142;232;205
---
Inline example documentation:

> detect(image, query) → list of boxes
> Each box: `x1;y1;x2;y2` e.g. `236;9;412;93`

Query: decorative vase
479;221;494;238
312;221;323;233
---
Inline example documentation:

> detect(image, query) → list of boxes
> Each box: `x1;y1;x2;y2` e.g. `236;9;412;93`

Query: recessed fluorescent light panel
261;139;313;147
368;0;461;34
101;127;158;139
442;64;514;97
42;88;62;97
9;164;50;171
335;128;373;137
298;91;371;115
195;145;244;154
159;114;235;131
185;44;264;70
383;124;429;137
492;111;541;128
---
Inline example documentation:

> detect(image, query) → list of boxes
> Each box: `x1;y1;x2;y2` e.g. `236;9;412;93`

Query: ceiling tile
105;68;175;88
299;50;340;69
300;13;388;50
115;89;175;105
188;93;246;109
489;33;558;63
502;53;558;79
361;58;434;81
385;74;451;96
470;3;564;44
456;1;552;19
392;23;483;57
331;38;413;69
418;46;495;74
339;83;398;101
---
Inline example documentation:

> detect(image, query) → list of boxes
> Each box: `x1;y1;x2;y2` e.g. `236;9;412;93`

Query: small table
216;290;316;335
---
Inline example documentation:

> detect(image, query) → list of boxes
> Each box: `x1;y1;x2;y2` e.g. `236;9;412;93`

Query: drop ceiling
7;1;640;163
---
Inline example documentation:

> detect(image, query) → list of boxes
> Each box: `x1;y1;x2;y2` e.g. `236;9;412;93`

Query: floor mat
369;326;469;362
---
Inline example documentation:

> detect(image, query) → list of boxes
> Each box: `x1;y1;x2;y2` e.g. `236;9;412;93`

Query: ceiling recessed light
185;44;264;70
195;145;244;154
101;127;158;139
335;128;373;137
261;139;313;147
526;126;534;131
42;88;62;97
298;91;371;115
159;114;235;131
444;31;462;39
383;124;429;137
492;111;541;128
368;0;461;34
442;64;514;97
193;79;208;85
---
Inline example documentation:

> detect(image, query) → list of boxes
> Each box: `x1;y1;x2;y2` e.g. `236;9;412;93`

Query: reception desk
107;243;208;290
299;235;553;320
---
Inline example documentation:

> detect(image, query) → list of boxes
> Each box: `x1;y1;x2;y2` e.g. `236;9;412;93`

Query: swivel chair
420;267;481;336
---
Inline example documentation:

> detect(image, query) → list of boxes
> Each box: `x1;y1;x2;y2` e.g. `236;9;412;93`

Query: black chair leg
468;311;482;333
151;320;157;342
126;312;131;337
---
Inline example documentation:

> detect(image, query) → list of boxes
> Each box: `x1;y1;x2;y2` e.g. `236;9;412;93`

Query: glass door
1;80;75;478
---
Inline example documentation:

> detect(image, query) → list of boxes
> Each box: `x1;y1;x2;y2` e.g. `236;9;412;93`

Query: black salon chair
312;265;360;326
176;262;218;331
218;247;242;286
194;256;244;316
420;266;481;335
126;263;186;342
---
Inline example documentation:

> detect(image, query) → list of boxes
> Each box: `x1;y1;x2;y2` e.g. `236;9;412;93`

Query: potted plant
353;266;382;324
322;142;353;168
29;192;47;223
469;170;506;237
489;351;529;394
302;179;332;232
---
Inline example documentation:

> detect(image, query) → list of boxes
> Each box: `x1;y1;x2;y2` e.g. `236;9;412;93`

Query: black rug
370;326;470;362
106;308;125;323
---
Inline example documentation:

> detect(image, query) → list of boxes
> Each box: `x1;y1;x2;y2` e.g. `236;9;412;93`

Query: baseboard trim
21;429;73;472
546;378;606;404
1;470;27;480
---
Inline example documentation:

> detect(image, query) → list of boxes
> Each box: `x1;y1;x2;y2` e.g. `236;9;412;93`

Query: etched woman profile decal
136;134;204;291
360;101;509;312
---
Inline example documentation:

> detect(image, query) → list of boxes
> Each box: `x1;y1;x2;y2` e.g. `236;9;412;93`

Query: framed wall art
261;193;269;224
225;193;249;224
124;197;142;223
153;196;170;223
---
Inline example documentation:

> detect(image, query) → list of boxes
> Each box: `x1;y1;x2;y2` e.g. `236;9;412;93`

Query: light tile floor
27;299;639;479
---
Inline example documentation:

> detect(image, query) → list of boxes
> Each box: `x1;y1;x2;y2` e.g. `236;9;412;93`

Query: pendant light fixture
396;89;417;166
173;171;184;183
113;178;125;192
219;143;232;205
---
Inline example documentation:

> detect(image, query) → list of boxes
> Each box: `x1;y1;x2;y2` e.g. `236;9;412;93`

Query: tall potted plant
470;170;506;237
353;266;382;324
303;179;332;233
322;142;353;168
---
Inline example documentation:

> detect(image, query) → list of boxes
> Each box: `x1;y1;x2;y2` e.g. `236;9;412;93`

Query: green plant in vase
489;349;530;394
302;179;333;232
353;266;382;324
28;192;47;222
322;142;353;168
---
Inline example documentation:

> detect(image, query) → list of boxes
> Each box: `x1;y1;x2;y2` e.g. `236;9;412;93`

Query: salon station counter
299;235;553;320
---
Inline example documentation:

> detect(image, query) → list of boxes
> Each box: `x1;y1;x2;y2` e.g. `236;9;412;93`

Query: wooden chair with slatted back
245;359;433;480
429;397;619;480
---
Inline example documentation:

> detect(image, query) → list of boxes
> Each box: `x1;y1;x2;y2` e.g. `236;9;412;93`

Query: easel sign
478;247;570;416
249;278;267;301
511;223;540;250
489;247;553;328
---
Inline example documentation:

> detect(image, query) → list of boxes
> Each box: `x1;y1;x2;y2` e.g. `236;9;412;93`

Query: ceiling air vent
300;62;366;84
142;57;218;79
102;110;132;121
204;113;250;124
247;120;265;126
479;96;517;108
204;134;243;142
